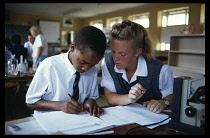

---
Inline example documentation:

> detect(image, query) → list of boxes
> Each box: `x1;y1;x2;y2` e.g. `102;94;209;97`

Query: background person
8;34;28;63
29;25;48;68
24;32;35;68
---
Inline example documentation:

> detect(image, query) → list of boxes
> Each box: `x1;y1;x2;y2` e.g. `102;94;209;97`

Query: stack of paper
33;111;114;135
99;103;170;129
8;103;170;135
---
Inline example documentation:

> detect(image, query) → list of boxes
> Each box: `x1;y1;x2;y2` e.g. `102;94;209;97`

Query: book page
33;111;113;135
34;111;97;133
101;103;169;129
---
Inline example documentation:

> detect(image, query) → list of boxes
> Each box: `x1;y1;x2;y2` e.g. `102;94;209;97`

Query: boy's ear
70;44;76;52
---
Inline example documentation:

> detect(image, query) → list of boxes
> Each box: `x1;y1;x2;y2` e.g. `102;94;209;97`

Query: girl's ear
136;48;142;57
70;44;76;52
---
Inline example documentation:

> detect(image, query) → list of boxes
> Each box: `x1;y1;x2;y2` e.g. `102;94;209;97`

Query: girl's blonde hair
111;20;155;60
29;25;43;36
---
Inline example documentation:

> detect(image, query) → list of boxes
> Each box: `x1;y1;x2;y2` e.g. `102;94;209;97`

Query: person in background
29;25;48;68
24;32;35;68
26;26;106;117
5;37;12;49
8;34;28;63
101;20;174;113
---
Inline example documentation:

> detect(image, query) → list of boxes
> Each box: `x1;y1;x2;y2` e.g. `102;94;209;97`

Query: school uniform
26;51;99;114
101;53;174;103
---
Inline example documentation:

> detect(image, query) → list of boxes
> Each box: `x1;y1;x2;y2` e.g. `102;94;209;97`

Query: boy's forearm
26;99;63;111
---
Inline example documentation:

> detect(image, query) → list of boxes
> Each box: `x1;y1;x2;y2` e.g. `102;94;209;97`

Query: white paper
8;103;170;135
62;118;113;135
99;108;135;127
7;120;49;135
34;111;113;135
101;103;170;129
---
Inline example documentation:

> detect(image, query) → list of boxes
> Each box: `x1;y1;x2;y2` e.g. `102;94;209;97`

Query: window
90;20;103;30
162;7;189;27
107;17;122;28
160;7;189;51
131;13;150;28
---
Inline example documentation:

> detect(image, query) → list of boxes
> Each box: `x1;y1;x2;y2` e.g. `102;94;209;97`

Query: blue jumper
104;52;164;103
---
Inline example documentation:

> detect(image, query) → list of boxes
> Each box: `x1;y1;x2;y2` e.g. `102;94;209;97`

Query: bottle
5;47;12;75
24;59;28;69
18;55;27;74
7;54;18;75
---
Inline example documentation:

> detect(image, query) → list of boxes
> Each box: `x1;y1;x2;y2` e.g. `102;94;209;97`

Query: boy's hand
83;98;104;117
60;99;83;114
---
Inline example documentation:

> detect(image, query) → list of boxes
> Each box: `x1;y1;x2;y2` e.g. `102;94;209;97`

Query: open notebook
8;103;170;135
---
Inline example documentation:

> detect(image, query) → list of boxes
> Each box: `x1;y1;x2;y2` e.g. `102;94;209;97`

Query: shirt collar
64;50;77;76
114;55;148;83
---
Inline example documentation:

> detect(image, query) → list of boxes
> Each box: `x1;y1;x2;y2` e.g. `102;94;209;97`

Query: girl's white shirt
101;55;174;98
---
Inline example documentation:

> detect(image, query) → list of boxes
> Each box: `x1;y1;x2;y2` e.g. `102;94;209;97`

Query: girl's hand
128;83;146;103
143;99;165;113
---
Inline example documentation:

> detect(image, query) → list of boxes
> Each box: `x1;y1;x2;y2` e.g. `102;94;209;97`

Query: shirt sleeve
159;65;174;98
89;69;100;100
33;35;43;48
25;62;50;104
24;42;28;48
100;58;117;92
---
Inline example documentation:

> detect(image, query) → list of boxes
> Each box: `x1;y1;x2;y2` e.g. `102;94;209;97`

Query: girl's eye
80;61;86;64
120;53;126;56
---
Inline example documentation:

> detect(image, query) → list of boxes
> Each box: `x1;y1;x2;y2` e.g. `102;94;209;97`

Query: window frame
162;7;189;27
131;12;150;28
90;20;103;30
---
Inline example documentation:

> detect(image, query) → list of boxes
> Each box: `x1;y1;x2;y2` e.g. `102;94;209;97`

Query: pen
67;93;74;100
67;92;87;113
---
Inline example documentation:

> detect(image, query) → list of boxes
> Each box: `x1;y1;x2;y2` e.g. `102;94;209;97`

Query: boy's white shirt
26;51;99;114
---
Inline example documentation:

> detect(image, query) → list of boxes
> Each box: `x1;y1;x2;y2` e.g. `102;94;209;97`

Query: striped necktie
72;71;80;101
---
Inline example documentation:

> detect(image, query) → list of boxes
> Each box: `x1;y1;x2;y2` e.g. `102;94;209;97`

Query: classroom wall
6;3;204;48
83;3;204;49
6;11;86;45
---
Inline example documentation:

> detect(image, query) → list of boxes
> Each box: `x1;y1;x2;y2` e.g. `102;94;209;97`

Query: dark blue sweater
104;52;164;103
8;44;28;63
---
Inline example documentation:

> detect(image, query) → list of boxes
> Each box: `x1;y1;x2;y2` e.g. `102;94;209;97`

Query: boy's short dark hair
11;34;21;44
74;26;106;55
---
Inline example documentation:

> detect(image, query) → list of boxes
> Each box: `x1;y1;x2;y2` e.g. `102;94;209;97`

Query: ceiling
5;3;157;18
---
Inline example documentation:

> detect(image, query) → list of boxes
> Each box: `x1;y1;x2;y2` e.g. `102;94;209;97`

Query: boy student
101;20;174;113
26;26;106;117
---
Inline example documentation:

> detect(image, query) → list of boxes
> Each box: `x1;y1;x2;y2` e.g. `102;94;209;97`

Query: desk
5;74;34;120
5;74;34;95
5;110;183;135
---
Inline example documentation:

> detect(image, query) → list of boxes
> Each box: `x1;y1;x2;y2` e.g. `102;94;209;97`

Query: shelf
168;34;205;78
170;66;205;78
169;50;205;55
170;66;205;74
170;35;205;52
169;34;205;37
